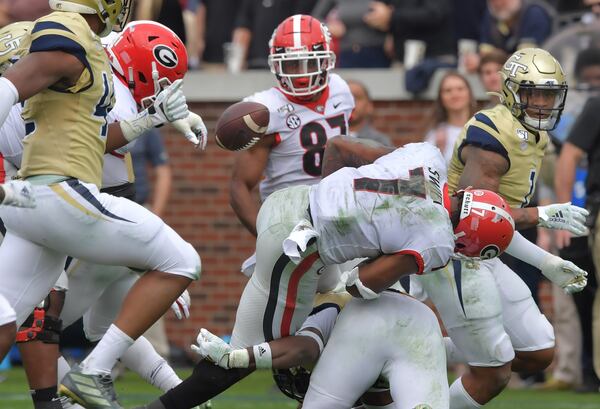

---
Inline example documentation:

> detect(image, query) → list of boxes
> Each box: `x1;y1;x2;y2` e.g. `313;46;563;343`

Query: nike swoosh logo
333;102;341;109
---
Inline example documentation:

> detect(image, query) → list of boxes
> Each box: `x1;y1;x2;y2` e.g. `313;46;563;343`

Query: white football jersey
245;73;355;201
309;142;455;273
0;75;137;188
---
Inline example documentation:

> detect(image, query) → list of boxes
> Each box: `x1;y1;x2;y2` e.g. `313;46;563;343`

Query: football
215;101;270;151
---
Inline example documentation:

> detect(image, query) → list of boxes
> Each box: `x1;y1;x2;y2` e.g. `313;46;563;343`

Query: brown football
215;101;270;151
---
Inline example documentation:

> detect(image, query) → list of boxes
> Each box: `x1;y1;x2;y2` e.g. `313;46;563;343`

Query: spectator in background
197;0;242;69
464;0;554;72
363;0;456;64
553;48;600;392
0;0;50;23
130;129;173;358
424;72;477;163
451;0;488;43
477;49;508;106
231;0;318;70
136;0;187;44
183;0;202;69
312;0;391;68
346;80;394;146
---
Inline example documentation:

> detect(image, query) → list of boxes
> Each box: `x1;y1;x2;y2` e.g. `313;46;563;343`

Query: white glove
340;266;379;299
1;180;35;208
537;202;589;236
170;289;191;320
540;255;588;294
120;79;190;142
172;112;208;149
191;328;234;369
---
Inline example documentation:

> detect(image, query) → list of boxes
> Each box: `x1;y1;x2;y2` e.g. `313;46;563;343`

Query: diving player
135;141;515;409
0;2;205;408
416;48;590;409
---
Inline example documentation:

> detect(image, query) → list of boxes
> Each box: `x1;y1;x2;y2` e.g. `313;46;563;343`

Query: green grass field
0;368;599;409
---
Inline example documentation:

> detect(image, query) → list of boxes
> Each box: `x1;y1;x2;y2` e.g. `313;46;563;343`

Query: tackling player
136;140;515;409
0;2;206;408
416;48;590;409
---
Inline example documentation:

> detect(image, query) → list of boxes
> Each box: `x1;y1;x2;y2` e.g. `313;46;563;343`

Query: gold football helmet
500;48;568;131
0;21;33;76
49;0;132;37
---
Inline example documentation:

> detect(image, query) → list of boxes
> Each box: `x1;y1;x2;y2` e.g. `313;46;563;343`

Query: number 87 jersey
244;73;355;201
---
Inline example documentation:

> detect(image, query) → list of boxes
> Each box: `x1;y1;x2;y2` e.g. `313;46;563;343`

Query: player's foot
59;364;122;409
58;395;85;409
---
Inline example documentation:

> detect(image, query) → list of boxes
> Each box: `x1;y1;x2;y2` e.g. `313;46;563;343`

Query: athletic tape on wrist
228;348;250;368
295;329;324;354
342;266;379;299
253;342;272;369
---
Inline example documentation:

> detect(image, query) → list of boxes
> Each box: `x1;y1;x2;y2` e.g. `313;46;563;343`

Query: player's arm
230;136;275;236
342;253;419;299
458;144;540;229
321;136;394;177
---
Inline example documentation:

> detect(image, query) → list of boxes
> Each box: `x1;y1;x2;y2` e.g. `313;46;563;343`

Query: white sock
450;378;482;409
120;335;182;392
57;355;71;384
444;337;468;365
81;324;134;375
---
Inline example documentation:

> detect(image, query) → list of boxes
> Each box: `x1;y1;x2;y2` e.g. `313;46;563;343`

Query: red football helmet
268;14;336;97
106;20;188;106
453;189;515;260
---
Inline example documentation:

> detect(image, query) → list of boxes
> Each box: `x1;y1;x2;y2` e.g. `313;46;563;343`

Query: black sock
31;386;61;409
158;360;254;409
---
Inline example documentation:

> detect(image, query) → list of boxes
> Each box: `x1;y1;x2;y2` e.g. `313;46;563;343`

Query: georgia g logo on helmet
153;45;178;68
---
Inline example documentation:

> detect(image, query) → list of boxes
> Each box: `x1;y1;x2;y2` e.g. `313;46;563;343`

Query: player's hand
147;79;190;125
1;180;36;208
170;289;191;320
191;328;232;369
537;202;589;236
540;255;588;294
172;112;208;149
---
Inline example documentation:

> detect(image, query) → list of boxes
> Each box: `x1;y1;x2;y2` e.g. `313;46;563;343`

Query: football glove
191;328;235;369
540;255;588;294
170;289;191;320
172;112;208;149
537;202;589;236
120;79;190;142
1;180;35;208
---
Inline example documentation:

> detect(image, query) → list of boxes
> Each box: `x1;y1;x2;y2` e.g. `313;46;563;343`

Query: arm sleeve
566;97;600;152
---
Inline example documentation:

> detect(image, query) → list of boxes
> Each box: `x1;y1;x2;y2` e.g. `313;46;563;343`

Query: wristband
341;266;379;299
252;342;272;369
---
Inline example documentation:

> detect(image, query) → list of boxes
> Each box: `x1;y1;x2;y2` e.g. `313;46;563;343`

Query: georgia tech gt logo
505;60;528;77
153;45;178;68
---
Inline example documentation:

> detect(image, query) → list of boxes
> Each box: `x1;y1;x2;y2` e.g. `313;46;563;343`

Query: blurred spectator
363;0;456;63
197;0;242;69
582;0;600;23
477;49;508;106
346;80;393;146
464;0;554;72
423;72;477;163
183;0;202;69
451;0;488;42
231;0;318;70
130;129;173;358
552;48;600;392
312;0;391;68
136;0;187;44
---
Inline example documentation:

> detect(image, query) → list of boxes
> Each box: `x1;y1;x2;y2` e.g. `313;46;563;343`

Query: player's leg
383;295;448;409
0;293;16;361
491;259;555;372
418;260;514;408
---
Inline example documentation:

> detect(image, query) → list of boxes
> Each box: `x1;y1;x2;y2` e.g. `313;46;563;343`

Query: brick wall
160;100;554;348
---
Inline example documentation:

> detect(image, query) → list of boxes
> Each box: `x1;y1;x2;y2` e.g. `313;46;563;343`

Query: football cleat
59;365;122;409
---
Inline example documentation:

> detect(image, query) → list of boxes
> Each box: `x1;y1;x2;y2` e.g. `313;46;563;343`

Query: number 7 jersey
244;73;354;201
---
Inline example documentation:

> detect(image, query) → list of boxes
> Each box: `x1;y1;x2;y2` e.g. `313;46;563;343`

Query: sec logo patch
286;114;301;129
